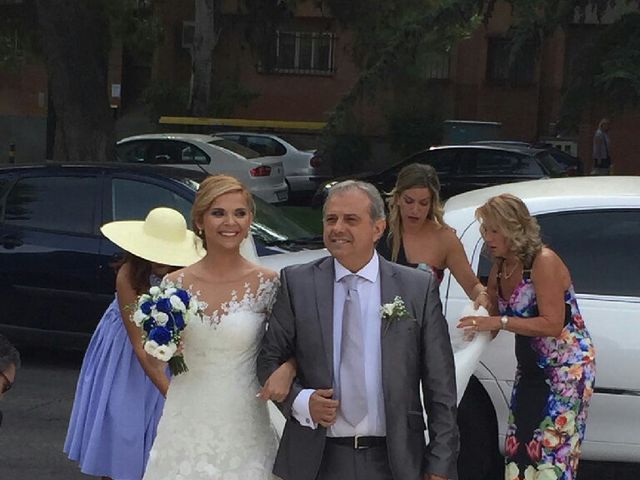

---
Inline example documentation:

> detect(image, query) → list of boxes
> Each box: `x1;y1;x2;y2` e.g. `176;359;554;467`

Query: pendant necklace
502;260;520;279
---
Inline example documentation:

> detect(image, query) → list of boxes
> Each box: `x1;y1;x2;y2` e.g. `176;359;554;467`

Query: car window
459;149;532;175
512;156;545;175
384;149;457;177
208;139;261;159
111;178;193;224
147;140;209;165
477;209;640;297
536;152;564;176
217;134;242;144
3;176;96;234
537;209;640;296
245;136;286;157
116;141;147;163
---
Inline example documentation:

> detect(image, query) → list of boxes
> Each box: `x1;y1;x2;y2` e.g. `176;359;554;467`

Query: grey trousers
316;441;394;480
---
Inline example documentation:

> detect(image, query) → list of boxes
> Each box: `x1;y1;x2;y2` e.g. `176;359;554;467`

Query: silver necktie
338;274;367;426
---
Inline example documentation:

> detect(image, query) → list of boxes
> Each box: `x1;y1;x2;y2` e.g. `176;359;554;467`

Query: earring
198;229;204;237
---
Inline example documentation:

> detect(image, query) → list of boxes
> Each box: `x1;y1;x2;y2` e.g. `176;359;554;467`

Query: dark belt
326;435;386;449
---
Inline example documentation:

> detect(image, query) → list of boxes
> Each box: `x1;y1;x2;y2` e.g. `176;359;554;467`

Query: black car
0;163;320;350
312;144;566;207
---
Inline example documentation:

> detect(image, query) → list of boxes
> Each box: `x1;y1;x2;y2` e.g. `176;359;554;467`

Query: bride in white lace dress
143;175;295;480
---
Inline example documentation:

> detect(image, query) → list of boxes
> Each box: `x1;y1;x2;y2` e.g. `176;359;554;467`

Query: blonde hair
475;193;542;267
191;175;255;249
386;163;445;262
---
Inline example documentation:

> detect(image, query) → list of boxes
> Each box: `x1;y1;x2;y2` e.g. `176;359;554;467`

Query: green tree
0;0;161;162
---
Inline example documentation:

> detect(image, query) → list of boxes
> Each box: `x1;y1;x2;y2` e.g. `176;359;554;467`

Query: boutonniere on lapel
380;296;410;334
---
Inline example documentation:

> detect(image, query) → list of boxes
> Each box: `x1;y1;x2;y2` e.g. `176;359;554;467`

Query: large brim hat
101;207;205;267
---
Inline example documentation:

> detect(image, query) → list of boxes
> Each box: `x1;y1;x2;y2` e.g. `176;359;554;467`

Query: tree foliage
317;0;640;145
561;12;640;126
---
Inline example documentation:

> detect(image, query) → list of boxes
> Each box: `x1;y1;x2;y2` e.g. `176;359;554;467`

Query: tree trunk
35;0;115;163
188;0;217;117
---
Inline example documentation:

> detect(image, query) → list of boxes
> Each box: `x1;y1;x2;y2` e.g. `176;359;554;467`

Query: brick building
1;0;638;173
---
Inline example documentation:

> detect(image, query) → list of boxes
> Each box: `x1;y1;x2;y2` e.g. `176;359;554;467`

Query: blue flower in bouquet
155;297;172;313
131;280;205;375
173;312;185;330
175;289;190;307
149;326;172;345
142;319;155;333
140;300;154;315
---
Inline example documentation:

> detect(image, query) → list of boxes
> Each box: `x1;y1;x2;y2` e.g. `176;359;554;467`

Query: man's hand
425;474;448;480
309;388;339;427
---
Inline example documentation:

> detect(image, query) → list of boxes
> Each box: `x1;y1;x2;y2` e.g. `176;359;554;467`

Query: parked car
213;131;329;196
312;144;566;207
116;133;289;204
473;140;584;175
0;163;325;350
442;176;640;462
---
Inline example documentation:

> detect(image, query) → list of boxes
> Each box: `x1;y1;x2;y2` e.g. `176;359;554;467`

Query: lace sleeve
256;272;280;315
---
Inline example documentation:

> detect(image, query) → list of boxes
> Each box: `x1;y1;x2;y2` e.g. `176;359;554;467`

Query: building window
424;52;450;80
486;38;535;86
275;31;335;75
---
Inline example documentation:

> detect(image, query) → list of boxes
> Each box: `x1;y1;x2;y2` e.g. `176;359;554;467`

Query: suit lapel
379;255;401;334
379;256;402;402
314;257;335;381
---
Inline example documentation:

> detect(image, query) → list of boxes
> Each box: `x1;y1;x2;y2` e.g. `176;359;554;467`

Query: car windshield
208;139;261;159
253;198;320;245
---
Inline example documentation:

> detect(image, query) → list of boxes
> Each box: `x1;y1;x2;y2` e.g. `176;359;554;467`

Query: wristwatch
500;315;509;330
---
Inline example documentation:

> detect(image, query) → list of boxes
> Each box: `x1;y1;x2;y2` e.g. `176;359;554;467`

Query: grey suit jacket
257;254;459;480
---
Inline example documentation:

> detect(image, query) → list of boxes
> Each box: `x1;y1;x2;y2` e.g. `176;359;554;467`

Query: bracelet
500;315;509;330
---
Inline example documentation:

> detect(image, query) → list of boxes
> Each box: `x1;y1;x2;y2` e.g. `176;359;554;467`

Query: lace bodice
143;272;280;480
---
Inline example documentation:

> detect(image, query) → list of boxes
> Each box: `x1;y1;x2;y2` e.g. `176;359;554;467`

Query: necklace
502;260;520;279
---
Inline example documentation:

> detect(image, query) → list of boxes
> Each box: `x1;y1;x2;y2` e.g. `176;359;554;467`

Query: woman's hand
458;315;500;332
257;358;296;402
473;290;492;310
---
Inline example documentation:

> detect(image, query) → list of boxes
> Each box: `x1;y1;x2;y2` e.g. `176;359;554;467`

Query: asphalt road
1;348;638;480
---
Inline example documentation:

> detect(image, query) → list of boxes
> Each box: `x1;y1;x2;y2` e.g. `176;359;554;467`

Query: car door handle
1;235;23;249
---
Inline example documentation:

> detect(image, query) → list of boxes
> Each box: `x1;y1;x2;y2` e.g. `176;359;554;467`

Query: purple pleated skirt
64;298;165;480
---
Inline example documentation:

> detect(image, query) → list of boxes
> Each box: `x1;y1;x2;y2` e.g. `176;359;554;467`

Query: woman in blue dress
459;194;596;480
64;207;204;480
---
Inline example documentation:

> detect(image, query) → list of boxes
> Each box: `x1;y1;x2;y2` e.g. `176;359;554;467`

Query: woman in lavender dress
64;208;203;480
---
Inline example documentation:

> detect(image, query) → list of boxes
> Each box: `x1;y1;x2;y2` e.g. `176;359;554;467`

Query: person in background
0;334;20;428
64;207;204;480
459;193;596;480
591;118;612;175
377;163;502;480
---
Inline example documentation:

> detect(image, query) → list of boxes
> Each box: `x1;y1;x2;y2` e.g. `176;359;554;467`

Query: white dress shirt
292;253;386;436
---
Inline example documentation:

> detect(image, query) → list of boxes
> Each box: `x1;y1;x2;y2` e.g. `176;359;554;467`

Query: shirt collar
334;252;379;284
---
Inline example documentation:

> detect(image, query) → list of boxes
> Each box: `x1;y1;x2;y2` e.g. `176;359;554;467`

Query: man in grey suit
258;180;458;480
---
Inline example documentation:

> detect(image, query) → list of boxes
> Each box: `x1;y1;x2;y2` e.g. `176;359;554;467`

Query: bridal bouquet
131;283;204;375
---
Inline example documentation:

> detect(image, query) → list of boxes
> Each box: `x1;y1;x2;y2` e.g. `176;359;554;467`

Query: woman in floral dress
459;194;596;480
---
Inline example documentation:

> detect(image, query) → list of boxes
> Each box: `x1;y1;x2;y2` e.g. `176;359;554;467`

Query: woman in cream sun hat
101;206;204;267
65;207;203;480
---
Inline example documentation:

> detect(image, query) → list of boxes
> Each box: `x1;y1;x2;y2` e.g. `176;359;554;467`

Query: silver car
116;133;289;203
213;132;329;195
